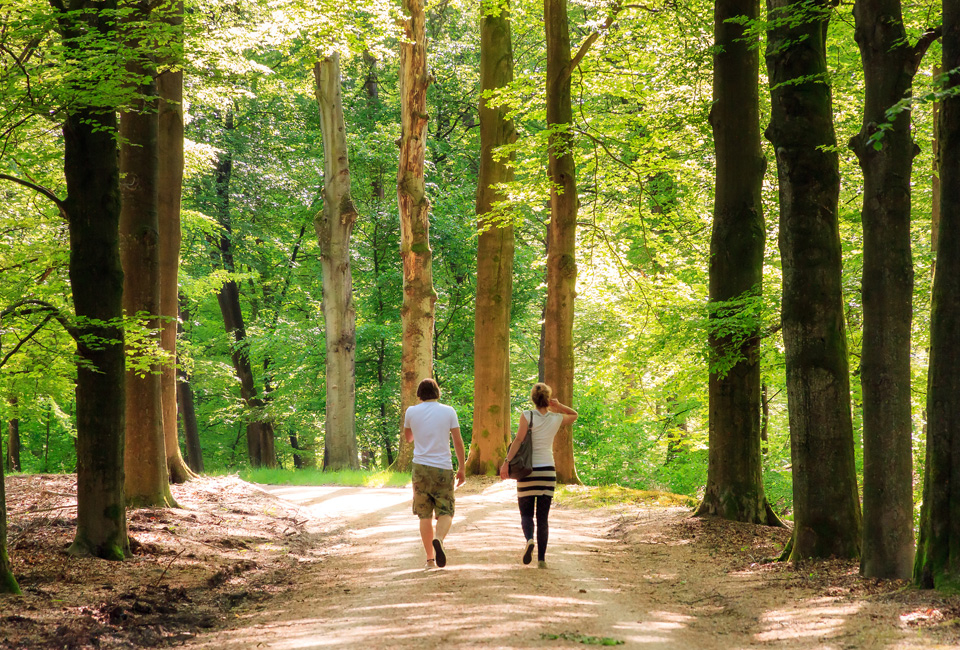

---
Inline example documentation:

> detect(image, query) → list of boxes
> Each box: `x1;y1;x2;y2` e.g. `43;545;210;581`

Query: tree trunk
51;1;128;562
212;116;276;468
933;65;942;276
850;0;929;580
467;0;516;477
695;0;779;525
915;10;960;591
544;0;580;484
395;0;436;471
0;448;18;594
314;53;360;471
120;9;176;508
157;0;194;485
176;298;203;473
6;397;20;473
765;0;861;560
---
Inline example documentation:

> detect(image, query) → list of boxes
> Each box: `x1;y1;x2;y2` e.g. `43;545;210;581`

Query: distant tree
120;0;175;507
850;0;938;580
467;0;515;476
395;0;436;470
915;7;960;591
314;52;359;470
5;398;21;473
176;298;204;473
765;0;861;560
695;0;779;525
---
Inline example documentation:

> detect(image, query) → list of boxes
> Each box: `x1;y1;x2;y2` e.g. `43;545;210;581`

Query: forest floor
2;476;960;649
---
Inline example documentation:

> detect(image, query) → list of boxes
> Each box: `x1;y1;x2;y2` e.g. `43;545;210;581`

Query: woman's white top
522;410;564;467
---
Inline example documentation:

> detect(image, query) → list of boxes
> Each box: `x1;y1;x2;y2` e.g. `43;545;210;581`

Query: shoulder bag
508;410;535;480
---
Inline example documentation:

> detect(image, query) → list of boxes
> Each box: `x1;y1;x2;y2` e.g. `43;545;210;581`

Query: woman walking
499;383;578;568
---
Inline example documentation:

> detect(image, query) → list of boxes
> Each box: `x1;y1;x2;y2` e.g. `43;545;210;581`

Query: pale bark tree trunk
314;53;360;471
467;0;516;476
850;0;936;580
158;0;194;484
544;0;580;484
54;0;129;560
395;0;436;471
915;11;960;591
120;4;175;507
695;0;780;525
765;0;861;560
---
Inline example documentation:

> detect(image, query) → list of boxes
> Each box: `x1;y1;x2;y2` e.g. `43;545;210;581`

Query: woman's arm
499;414;529;479
550;398;578;426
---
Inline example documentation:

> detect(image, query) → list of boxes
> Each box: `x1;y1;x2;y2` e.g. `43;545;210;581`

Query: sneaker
522;539;535;565
425;559;437;570
537;560;547;569
432;538;447;568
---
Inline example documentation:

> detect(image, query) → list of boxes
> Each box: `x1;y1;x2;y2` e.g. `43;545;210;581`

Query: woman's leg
518;495;535;541
535;495;552;561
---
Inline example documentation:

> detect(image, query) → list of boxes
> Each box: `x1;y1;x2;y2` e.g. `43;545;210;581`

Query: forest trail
183;480;951;650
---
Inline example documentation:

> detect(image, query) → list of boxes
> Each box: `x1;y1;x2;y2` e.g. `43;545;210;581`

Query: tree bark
695;0;779;525
212;115;276;468
467;0;516;476
395;0;436;471
176;298;203;473
765;0;861;560
51;0;129;561
0;447;18;594
157;0;194;484
314;53;359;471
120;6;175;508
915;10;960;591
850;0;929;580
6;397;20;473
544;0;580;484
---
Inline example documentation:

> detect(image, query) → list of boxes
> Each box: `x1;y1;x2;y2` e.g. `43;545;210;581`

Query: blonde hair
531;383;552;409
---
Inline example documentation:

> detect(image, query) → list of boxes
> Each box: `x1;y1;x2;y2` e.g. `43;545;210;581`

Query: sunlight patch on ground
756;597;862;642
612;611;695;644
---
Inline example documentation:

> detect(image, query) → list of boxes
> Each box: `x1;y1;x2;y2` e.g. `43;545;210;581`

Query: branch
0;174;66;216
0;313;54;370
1;299;76;339
911;26;942;74
564;3;623;84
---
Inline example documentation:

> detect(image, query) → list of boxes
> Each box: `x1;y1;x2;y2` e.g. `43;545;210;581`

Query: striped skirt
517;466;556;498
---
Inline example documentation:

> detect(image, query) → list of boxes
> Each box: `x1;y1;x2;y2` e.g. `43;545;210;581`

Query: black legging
518;495;552;561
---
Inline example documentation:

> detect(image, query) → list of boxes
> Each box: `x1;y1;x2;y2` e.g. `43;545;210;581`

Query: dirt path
182;480;959;650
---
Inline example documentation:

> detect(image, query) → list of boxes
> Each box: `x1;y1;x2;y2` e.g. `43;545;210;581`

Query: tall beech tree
157;0;194;484
695;0;779;525
120;1;175;507
466;0;515;476
314;52;360;471
56;0;130;560
765;0;861;560
543;0;580;484
395;0;435;471
916;10;960;591
850;0;937;580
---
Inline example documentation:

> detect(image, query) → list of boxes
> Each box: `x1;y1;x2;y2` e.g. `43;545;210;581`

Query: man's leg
435;514;453;541
419;517;436;559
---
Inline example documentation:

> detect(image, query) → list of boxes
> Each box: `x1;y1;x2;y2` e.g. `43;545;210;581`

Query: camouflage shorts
411;463;455;519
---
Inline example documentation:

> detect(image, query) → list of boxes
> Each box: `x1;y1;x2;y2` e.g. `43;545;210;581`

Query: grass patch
555;484;698;509
233;468;411;488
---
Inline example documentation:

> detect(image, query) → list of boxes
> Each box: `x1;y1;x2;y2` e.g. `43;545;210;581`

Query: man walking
404;378;466;569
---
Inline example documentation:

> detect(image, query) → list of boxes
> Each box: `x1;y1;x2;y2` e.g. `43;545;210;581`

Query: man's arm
451;427;466;486
404;427;414;443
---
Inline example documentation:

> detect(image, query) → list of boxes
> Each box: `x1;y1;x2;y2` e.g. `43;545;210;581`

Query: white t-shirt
404;401;460;470
522;410;564;468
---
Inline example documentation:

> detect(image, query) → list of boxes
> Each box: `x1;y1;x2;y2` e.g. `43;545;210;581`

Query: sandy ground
179;480;960;650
